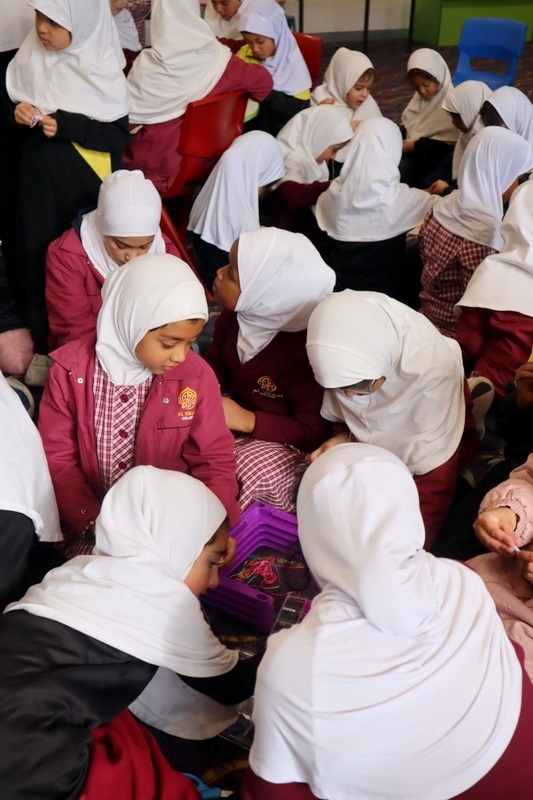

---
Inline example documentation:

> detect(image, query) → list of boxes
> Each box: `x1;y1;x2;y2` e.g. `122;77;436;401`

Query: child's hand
219;536;237;570
40;115;58;138
473;507;520;555
515;362;533;412
427;180;449;196
221;396;256;434
517;549;533;584
351;119;362;131
309;431;351;463
110;0;129;14
14;102;40;126
402;139;415;154
318;98;336;105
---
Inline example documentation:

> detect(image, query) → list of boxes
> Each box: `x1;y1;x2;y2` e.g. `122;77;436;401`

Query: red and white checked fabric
93;359;152;491
419;210;496;339
234;436;309;515
129;0;151;46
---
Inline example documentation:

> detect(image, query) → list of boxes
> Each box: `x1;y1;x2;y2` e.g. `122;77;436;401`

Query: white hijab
127;0;232;124
276;105;353;183
81;170;166;280
0;373;61;543
8;466;236;676
96;252;208;385
0;0;34;51
488;85;533;149
442;80;492;179
434;126;533;249
401;48;458;142
6;0;129;121
306;290;466;475
249;444;522;800
456;180;533;317
238;0;310;95
315;117;436;242
187;131;284;251
113;8;141;52
311;48;382;163
311;47;382;122
204;0;251;39
234;227;336;363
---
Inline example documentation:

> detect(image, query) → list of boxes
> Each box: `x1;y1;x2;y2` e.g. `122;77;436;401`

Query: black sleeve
0;75;18;130
52;111;130;154
177;649;264;705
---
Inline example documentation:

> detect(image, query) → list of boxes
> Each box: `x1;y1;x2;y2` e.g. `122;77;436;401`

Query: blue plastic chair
452;17;528;90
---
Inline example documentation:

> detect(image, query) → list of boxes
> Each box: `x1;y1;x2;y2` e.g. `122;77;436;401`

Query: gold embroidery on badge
178;387;197;411
258;376;277;394
252;375;283;399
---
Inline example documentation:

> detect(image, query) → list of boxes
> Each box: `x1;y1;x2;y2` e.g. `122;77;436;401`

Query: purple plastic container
203;502;300;632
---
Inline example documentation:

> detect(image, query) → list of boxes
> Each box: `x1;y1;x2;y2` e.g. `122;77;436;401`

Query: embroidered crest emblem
257;376;277;394
178;387;197;410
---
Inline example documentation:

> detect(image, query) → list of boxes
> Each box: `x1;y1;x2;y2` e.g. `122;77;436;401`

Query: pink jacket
45;227;179;349
480;452;533;543
38;334;240;540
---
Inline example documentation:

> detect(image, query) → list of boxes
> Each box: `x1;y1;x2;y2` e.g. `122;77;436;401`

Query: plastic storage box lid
203;502;305;632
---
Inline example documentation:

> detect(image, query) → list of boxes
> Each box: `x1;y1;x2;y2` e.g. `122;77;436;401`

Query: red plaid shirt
93;359;152;490
419;210;496;339
129;0;151;46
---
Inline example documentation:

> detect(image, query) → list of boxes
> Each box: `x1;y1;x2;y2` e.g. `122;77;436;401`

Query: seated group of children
2;1;533;798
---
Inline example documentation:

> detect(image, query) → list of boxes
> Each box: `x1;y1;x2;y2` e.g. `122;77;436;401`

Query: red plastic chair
163;89;248;197
293;32;323;89
161;90;248;230
159;205;214;301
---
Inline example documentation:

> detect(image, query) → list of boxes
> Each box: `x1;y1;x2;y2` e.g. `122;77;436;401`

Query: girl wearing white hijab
123;0;273;193
311;47;382;162
187;130;284;287
419;126;533;339
205;227;335;512
0;371;62;610
400;48;459;188
0;466;261;799
442;80;492;182
455;180;533;398
38;253;240;552
269;105;353;241
46;169;180;348
242;444;533;800
2;0;130;383
205;0;252;44
315;117;437;302
237;0;311;135
428;80;493;196
306;290;471;547
481;85;533;150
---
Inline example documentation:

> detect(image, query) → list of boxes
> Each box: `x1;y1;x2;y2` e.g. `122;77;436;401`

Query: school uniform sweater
268;179;330;245
456;307;533;398
38;334;240;539
204;311;330;450
45;226;180;348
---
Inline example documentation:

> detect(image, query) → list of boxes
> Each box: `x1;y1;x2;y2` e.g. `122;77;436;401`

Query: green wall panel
413;0;533;46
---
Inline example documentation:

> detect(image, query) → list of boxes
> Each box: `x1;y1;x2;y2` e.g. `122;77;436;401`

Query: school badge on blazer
253;376;283;399
177;387;197;418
